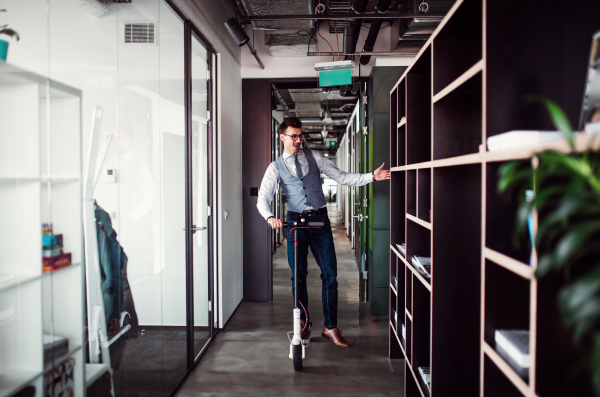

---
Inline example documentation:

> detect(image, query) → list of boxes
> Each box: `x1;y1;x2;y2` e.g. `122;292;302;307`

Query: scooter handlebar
282;221;324;228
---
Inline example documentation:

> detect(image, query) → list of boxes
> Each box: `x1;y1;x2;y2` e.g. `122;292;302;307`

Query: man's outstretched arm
314;150;390;186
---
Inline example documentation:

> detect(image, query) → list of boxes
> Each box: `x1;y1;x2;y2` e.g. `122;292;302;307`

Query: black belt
288;207;328;217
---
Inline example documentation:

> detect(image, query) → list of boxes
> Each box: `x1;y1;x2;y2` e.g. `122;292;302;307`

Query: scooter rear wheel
292;344;302;372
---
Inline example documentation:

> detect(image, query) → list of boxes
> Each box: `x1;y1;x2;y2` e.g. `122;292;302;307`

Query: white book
396;243;407;257
495;330;530;378
411;255;431;278
401;324;406;341
486;130;564;152
418;367;431;392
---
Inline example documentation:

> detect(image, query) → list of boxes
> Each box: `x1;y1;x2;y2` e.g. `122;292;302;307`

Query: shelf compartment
485;161;532;264
402;253;432;292
484;260;531;382
406;46;432;166
405;316;413;365
0;369;43;397
433;70;482;160
407;214;431;231
406;360;426;397
417;168;431;223
406;270;413;316
412;279;431;389
483;346;533;397
390;172;406;247
397;125;406;167
406;219;431;273
484;248;532;280
407;170;417;217
432;0;482;95
433;60;484;104
432;164;481;396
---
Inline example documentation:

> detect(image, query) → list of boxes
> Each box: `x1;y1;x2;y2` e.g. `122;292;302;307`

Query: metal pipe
352;0;369;14
241;13;444;21
246;40;265;69
360;0;393;65
331;103;355;112
308;51;419;56
300;118;348;126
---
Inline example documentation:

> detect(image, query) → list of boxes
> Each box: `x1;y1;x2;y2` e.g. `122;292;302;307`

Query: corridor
176;204;404;396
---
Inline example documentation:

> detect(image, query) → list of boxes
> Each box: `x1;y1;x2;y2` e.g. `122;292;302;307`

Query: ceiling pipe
344;0;368;61
360;0;393;65
224;18;265;69
300;118;348;126
331;103;355;112
241;13;444;21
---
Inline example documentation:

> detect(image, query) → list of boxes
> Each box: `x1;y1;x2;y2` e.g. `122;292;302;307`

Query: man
257;117;390;348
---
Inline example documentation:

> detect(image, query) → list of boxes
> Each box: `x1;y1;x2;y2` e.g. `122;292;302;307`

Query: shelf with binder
412;279;431;394
484;260;531;382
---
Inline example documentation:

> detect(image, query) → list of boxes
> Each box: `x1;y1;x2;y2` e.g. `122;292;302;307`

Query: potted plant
0;10;19;61
498;97;600;394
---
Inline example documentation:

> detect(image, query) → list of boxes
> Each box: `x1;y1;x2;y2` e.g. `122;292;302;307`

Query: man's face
280;126;303;155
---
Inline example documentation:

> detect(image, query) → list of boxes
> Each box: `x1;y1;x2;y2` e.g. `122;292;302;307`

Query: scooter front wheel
293;344;302;372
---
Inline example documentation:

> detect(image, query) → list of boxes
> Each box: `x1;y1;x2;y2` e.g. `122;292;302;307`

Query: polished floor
176;204;404;396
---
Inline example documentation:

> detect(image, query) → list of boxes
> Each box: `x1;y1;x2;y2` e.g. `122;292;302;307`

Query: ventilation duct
239;0;314;30
360;0;392;65
299;118;348;126
124;22;156;44
266;34;314;57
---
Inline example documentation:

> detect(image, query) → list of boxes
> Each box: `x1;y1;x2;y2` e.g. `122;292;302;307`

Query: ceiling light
314;60;354;87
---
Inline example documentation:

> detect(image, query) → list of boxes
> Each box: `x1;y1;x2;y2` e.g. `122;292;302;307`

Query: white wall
172;0;244;328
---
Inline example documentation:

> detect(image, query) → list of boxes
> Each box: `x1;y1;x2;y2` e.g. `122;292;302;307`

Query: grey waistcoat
275;149;326;213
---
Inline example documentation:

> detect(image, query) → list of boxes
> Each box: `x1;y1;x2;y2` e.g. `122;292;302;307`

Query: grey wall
242;79;273;301
367;66;406;315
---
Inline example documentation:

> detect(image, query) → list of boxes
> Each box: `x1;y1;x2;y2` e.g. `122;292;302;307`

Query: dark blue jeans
286;211;338;328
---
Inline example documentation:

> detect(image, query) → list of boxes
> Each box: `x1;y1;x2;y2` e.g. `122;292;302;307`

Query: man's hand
268;217;283;229
373;162;391;181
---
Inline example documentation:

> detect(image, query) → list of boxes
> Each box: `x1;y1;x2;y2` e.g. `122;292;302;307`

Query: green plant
498;97;600;394
0;10;19;42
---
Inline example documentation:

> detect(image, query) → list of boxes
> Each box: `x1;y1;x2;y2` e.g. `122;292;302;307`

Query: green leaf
554;221;600;266
558;266;600;342
527;95;574;149
0;28;19;41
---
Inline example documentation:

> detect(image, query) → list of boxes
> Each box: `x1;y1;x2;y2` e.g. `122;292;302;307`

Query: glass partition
1;0;216;396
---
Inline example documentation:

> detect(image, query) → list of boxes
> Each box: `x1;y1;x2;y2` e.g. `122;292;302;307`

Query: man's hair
279;117;302;135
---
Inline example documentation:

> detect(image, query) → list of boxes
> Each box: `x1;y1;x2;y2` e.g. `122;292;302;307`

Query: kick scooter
282;219;324;372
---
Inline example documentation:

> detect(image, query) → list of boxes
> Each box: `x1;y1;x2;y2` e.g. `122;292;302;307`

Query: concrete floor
176;204;404;397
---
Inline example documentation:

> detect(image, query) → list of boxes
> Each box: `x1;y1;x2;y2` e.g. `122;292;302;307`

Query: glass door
190;32;214;361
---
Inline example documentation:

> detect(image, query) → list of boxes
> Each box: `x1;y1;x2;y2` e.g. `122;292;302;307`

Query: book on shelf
401;324;406;342
394;276;397;291
495;329;530;379
393;310;397;329
486;130;564;152
411;255;431;279
43;334;69;363
43;253;71;272
418;366;431;394
396;243;406;258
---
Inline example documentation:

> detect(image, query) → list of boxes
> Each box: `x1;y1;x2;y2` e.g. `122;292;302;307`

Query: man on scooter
257;117;390;348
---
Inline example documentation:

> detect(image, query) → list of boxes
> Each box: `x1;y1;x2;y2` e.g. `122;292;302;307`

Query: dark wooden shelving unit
388;0;600;396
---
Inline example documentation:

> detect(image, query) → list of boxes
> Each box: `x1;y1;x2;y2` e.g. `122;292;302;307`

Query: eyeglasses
282;134;303;141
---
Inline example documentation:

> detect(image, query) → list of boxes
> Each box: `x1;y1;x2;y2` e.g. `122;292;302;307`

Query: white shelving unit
0;62;84;397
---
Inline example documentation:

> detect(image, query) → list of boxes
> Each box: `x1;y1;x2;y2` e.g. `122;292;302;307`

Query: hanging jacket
94;202;128;325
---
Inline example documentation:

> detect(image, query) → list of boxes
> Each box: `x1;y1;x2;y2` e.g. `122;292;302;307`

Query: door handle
183;225;207;234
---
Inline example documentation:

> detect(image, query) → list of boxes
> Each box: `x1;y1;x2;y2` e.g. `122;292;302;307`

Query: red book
42;253;71;273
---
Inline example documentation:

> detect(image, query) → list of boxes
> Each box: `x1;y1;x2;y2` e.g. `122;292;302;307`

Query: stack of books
396;243;406;258
418;367;431;394
495;329;529;379
411;255;431;279
42;224;71;272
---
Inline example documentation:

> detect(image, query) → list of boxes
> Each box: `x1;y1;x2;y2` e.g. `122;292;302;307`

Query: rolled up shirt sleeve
313;150;374;186
256;162;280;220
